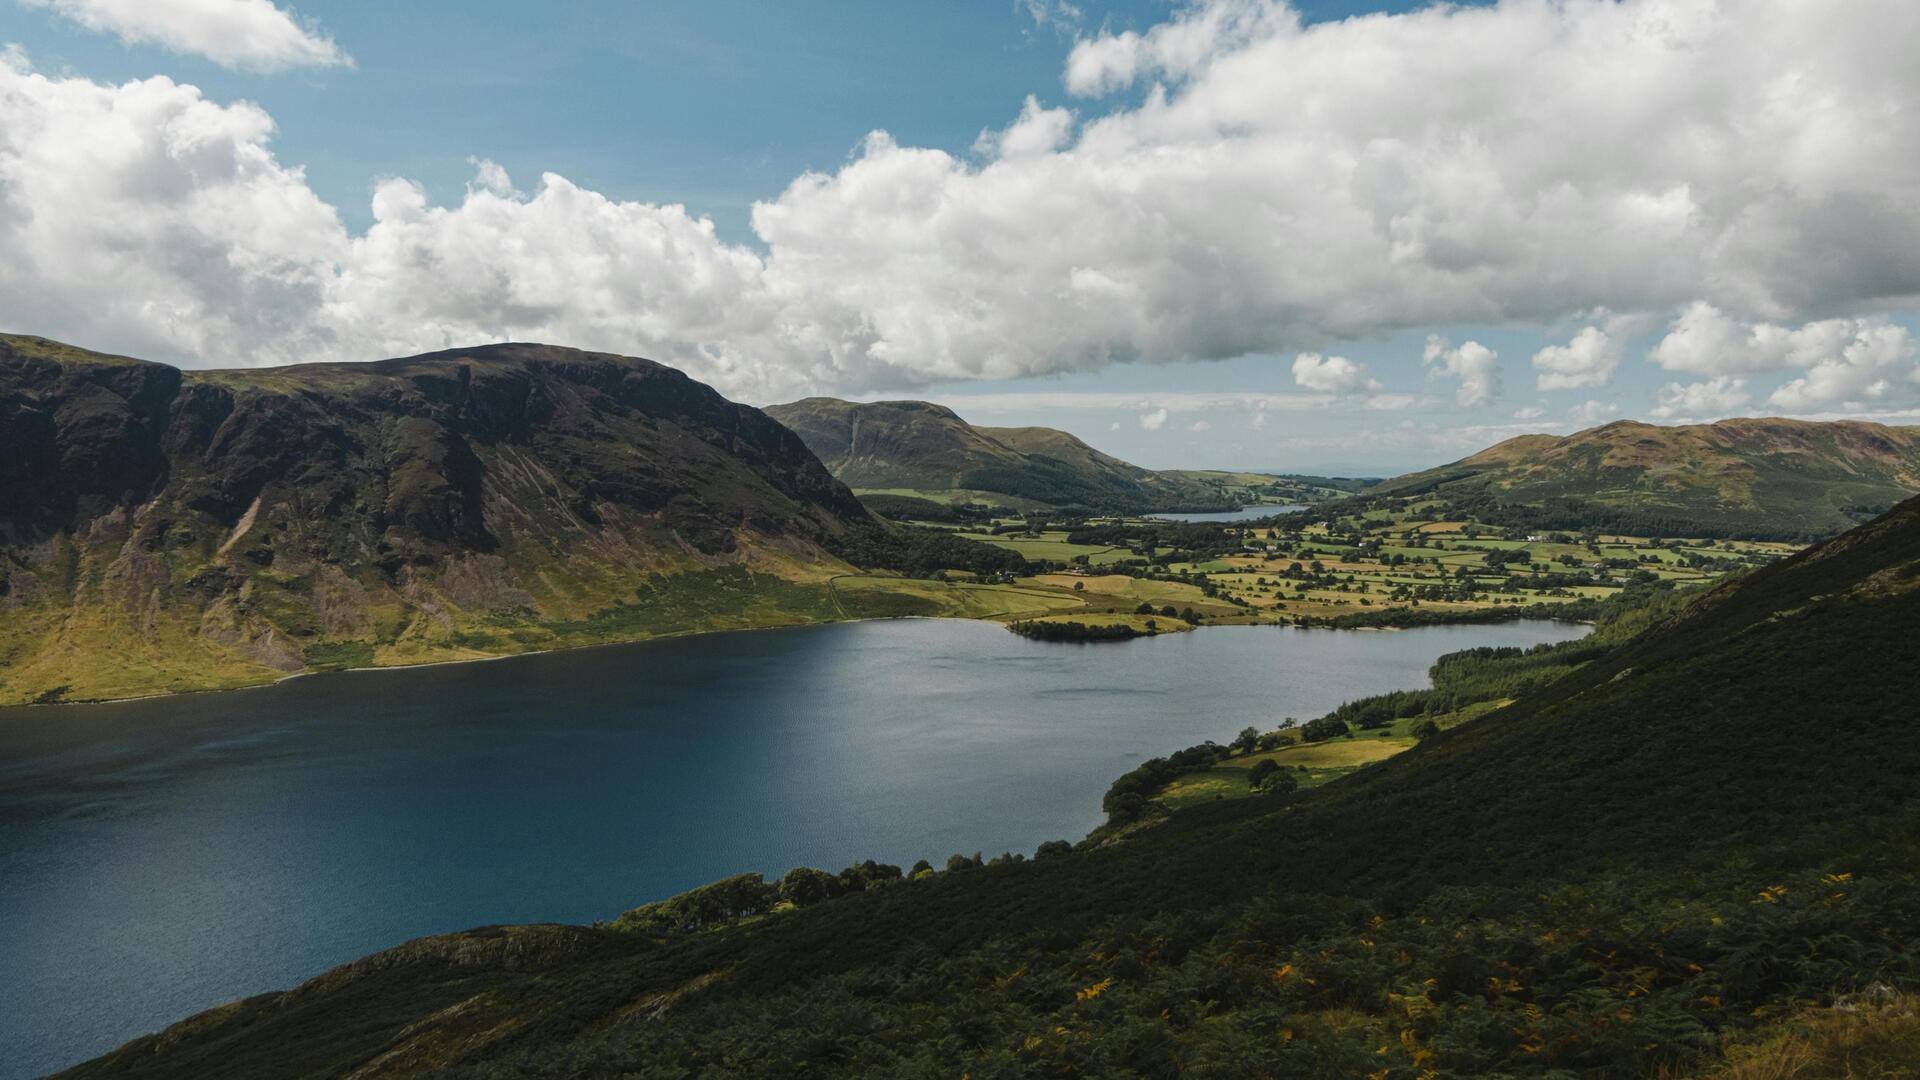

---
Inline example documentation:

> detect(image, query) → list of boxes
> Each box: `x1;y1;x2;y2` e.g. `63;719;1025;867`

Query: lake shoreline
6;611;956;711
10;610;1595;712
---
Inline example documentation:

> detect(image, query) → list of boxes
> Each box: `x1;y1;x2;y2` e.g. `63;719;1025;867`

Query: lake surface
0;617;1586;1076
1152;503;1306;522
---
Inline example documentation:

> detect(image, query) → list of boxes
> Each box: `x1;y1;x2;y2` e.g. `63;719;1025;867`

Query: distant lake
1152;504;1307;523
0;617;1587;1077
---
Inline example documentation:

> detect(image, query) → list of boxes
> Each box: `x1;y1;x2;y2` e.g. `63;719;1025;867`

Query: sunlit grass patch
1157;735;1413;810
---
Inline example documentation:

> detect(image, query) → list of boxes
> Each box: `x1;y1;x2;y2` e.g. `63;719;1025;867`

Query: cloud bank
3;0;1920;405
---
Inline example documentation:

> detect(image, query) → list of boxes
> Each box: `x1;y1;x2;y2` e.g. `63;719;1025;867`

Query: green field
954;529;1128;562
829;574;1080;621
950;505;1792;630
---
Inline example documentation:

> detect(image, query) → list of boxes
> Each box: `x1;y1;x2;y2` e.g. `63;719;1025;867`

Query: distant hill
765;397;1273;514
1370;417;1920;538
64;490;1920;1076
0;336;1007;705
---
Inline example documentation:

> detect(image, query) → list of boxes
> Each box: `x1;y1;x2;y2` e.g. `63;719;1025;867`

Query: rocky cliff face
0;336;876;703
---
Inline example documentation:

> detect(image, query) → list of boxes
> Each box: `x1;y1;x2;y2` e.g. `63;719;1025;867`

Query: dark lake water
0;617;1586;1077
1151;504;1306;522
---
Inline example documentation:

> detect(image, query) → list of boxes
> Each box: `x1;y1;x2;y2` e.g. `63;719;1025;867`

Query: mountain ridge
765;396;1244;513
0;335;980;705
1368;416;1920;538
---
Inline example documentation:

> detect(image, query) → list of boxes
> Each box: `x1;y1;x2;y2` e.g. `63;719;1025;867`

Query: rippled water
0;617;1587;1076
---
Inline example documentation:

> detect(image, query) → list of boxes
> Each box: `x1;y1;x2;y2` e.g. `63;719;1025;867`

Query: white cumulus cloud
1649;303;1920;411
1648;303;1892;377
0;57;349;363
1531;326;1620;390
974;95;1074;159
1290;352;1381;394
1064;0;1291;97
1767;323;1918;410
1139;407;1170;431
19;0;350;71
1422;337;1500;407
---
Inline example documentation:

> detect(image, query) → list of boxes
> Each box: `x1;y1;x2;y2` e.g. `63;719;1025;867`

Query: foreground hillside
1371;418;1920;539
67;496;1920;1077
0;336;1022;705
765;397;1271;514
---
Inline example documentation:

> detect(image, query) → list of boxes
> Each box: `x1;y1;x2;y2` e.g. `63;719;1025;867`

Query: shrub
778;867;838;907
1299;714;1349;743
610;873;777;934
1247;759;1280;789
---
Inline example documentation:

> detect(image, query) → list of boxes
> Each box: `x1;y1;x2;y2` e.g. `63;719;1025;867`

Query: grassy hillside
765;397;1251;513
1368;418;1920;539
0;336;1028;705
64;496;1920;1078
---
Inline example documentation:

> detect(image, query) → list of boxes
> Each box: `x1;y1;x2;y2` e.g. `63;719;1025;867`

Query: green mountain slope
765;397;1244;513
1370;418;1920;539
0;335;1011;705
66;495;1920;1078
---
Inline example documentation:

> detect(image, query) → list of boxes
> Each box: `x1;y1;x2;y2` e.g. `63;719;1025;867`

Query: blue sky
3;0;1917;473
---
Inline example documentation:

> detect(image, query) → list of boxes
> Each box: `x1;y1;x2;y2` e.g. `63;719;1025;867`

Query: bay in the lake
0;617;1586;1076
